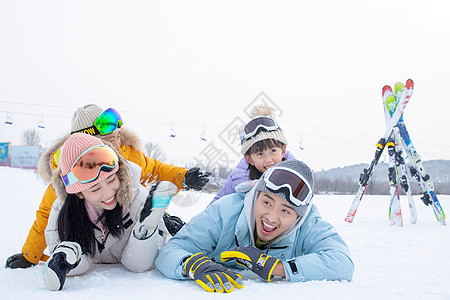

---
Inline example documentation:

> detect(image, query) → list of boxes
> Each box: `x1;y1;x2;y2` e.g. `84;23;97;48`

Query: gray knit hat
240;117;288;155
71;104;104;133
255;159;314;217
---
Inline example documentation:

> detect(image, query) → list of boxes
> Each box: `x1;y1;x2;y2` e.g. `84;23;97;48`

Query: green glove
221;246;280;281
183;253;244;293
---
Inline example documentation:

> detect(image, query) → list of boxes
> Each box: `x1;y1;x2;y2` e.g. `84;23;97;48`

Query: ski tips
405;79;414;89
394;82;405;95
382;85;392;93
382;85;393;98
383;79;413;91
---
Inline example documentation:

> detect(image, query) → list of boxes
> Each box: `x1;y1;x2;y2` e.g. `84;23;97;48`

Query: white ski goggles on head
240;116;281;144
264;166;313;207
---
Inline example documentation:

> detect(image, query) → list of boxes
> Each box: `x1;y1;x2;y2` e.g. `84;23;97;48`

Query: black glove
221;246;280;281
184;167;211;190
5;253;35;269
163;213;185;236
184;253;244;293
43;241;82;291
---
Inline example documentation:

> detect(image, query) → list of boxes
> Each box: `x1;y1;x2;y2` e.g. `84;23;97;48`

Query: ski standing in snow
345;79;446;225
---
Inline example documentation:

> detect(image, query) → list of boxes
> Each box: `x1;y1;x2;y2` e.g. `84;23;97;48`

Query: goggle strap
241;117;281;142
61;171;78;187
71;125;101;136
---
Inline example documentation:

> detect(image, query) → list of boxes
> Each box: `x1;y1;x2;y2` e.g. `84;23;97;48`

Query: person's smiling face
245;144;286;174
254;191;298;242
79;173;120;210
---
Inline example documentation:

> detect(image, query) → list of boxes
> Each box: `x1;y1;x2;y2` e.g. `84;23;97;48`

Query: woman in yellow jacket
5;104;210;269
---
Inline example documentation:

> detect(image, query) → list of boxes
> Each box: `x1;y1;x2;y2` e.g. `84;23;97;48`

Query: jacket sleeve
121;145;187;190
282;217;354;282
44;196;93;276
121;184;167;272
210;174;236;204
44;198;62;255
155;208;222;280
67;254;92;276
285;150;296;160
121;226;164;272
209;159;250;205
22;184;56;263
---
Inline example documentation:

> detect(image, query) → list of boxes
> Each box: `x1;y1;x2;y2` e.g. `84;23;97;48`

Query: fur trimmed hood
51;146;134;207
38;126;142;184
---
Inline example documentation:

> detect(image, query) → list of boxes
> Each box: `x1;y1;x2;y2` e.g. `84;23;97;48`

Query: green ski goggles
71;108;124;136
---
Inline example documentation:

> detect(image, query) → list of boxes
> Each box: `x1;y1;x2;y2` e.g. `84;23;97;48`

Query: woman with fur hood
6;104;210;269
43;133;178;291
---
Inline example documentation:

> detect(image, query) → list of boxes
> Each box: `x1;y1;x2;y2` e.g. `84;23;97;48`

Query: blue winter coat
210;151;296;204
156;188;354;282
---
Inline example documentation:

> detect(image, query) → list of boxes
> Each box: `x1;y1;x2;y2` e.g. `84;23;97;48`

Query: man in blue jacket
156;159;354;293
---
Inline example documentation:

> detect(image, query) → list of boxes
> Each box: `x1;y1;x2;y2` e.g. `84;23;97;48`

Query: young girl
210;106;295;205
43;133;177;291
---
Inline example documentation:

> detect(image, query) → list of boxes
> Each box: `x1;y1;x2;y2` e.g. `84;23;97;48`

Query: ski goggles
61;145;119;187
240;116;281;144
264;166;313;207
71;108;124;136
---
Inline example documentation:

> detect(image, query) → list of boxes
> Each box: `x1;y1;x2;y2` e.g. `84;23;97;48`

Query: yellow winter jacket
22;127;187;264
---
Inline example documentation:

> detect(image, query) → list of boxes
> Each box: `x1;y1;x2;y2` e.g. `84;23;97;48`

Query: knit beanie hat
240;105;288;155
71;104;104;133
255;159;314;217
241;128;288;155
60;133;119;194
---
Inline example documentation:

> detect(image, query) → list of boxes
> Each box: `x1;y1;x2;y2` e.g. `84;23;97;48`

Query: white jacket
45;161;170;276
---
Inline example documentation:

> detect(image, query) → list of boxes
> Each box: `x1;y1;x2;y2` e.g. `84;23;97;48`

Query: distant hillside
313;160;450;195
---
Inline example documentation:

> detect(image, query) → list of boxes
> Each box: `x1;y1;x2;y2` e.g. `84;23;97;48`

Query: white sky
1;0;450;171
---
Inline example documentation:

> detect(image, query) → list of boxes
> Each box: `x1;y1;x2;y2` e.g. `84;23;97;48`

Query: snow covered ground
1;166;449;299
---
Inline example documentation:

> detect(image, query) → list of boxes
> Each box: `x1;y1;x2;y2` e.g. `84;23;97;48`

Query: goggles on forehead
61;145;119;187
240;116;281;144
71;108;124;136
264;167;313;207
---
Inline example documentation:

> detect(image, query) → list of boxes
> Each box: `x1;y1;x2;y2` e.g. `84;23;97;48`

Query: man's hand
184;253;244;293
221;246;280;281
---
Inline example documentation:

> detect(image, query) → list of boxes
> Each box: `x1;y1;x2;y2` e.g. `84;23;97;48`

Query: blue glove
183;253;244;293
221;246;280;281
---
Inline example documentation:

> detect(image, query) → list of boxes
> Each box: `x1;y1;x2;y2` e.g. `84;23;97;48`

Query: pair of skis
344;79;413;224
383;83;417;226
344;79;446;225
